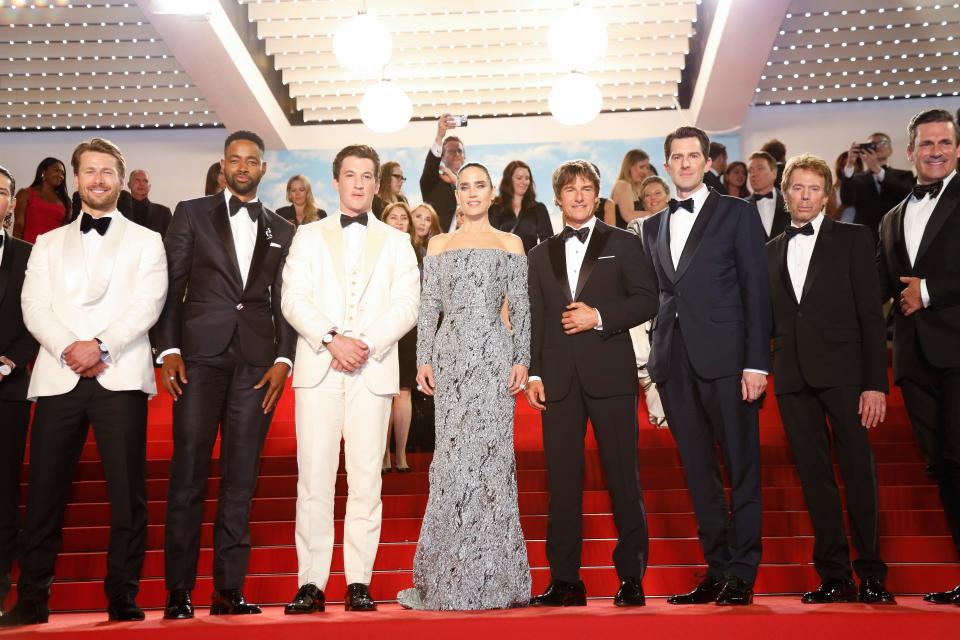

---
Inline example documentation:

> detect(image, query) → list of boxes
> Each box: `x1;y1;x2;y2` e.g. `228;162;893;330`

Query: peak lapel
547;234;572;304
357;219;388;297
211;198;243;289
0;231;12;306
916;178;960;266
656;209;677;282
800;216;831;303
244;212;271;293
674;190;719;282
321;219;347;293
83;214;127;305
776;234;797;306
574;222;611;300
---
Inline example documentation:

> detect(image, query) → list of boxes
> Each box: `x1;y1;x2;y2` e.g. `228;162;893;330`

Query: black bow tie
561;225;589;243
341;212;368;228
668;198;694;214
228;195;261;222
784;223;815;239
752;192;774;202
912;181;943;200
80;212;111;236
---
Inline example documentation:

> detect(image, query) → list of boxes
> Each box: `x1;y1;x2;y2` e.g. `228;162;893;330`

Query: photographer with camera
419;114;468;232
841;133;915;244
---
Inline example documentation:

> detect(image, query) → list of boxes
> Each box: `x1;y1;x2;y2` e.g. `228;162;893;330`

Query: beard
225;170;262;197
79;183;121;213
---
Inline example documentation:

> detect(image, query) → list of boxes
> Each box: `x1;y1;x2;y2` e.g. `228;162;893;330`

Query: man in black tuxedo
0;166;38;616
641;126;771;606
761;139;787;187
842;132;914;244
767;154;894;605
127;169;172;237
155;130;296;619
525;160;658;607
876;109;960;605
419;114;464;232
748;151;789;240
704;142;726;192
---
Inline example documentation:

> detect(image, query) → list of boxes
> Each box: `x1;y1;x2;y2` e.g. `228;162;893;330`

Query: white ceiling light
548;6;608;67
549;72;602;125
333;13;393;75
359;80;412;133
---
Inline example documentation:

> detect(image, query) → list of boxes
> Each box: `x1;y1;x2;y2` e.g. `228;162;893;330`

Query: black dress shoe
614;577;645;607
923;584;960;604
0;601;49;627
344;583;376;611
164;589;194;620
108;595;145;621
859;577;896;604
801;578;858;604
716;576;754;606
667;576;724;605
210;589;262;615
285;583;325;614
529;580;587;607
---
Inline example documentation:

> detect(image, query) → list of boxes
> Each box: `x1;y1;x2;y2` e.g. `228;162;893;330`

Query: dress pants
777;385;886;581
541;371;648;583
16;379;147;604
0;400;30;605
164;337;275;591
658;325;763;584
898;341;960;556
294;369;392;589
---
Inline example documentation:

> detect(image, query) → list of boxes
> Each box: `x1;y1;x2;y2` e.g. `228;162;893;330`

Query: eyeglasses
392;174;406;182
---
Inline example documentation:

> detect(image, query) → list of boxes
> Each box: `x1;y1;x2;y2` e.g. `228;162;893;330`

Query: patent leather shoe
923;584;960;604
801;578;858;604
716;576;754;606
0;601;49;627
529;580;587;607
285;584;325;614
667;576;724;605
163;589;194;619
859;577;896;604
210;589;262;615
107;595;145;621
344;583;376;611
614;577;645;606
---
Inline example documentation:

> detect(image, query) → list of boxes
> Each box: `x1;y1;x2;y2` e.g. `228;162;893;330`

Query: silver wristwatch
322;330;338;345
0;364;11;376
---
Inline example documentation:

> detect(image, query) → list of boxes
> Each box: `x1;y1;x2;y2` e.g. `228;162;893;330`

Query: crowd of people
1;105;959;627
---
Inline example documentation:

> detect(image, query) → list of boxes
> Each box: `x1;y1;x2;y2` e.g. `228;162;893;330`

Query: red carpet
7;369;960;630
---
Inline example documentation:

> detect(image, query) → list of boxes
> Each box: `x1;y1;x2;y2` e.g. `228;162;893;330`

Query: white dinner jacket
281;214;420;395
21;212;168;400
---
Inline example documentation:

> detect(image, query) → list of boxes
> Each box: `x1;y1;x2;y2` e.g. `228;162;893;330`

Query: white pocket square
269;242;282;248
598;255;616;260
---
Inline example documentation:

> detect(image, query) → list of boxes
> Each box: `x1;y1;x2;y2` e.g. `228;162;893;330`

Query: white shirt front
224;189;259;288
0;231;6;267
904;170;955;307
339;210;368;276
668;183;710;269
754;192;776;237
564;215;596;299
80;210;116;280
786;212;825;302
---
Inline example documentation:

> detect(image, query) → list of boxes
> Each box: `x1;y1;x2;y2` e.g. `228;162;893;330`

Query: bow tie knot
912;181;943;200
228;195;262;222
561;225;589;243
752;191;774;202
80;212;111;236
340;212;368;228
784;222;814;239
668;198;694;214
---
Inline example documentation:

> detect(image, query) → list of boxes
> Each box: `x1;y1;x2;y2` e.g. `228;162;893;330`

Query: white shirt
339;210;368;276
0;231;6;270
904;170;955;308
754;192;776;237
80;210;116;280
668;183;710;269
786;212;825;302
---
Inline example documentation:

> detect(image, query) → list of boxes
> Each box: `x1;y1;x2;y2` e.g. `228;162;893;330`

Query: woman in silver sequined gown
398;163;532;610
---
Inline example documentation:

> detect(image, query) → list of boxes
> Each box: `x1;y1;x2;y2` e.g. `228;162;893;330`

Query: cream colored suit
21;213;168;401
281;213;420;589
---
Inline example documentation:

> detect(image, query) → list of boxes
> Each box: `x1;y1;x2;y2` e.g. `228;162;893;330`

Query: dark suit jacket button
797;311;802;317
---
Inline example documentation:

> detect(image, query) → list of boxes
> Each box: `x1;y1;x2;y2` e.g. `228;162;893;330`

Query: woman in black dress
275;174;326;227
487;160;551;254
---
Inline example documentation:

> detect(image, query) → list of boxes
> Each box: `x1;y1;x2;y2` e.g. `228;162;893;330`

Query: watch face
0;365;11;376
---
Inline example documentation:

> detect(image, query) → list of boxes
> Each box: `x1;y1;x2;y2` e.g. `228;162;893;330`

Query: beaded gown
397;248;532;610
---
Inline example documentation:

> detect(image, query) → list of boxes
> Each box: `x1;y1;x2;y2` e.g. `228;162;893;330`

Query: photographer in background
419;114;467;232
841;133;915;244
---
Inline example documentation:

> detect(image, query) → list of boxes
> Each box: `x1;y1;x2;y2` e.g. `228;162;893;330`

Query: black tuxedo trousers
0;400;30;602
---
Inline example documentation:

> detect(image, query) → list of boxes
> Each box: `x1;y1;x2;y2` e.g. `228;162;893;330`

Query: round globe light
549;73;603;126
333;14;392;74
359;81;413;133
547;6;608;67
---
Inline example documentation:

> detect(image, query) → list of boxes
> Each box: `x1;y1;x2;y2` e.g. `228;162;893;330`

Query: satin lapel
675;190;719;282
0;232;11;305
244;212;271;293
211;199;243;289
547;234;572;304
61;214;87;300
357;219;387;297
916;179;960;265
574;222;611;300
776;234;797;306
83;214;126;304
656;208;676;282
891;200;911;272
321;220;347;293
800;216;831;302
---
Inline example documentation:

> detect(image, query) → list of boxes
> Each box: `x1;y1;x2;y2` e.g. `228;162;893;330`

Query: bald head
128;169;150;201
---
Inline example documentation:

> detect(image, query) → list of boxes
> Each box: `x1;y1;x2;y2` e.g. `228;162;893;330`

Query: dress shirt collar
789;211;825;235
678;183;710;215
223;188;259;208
563;214;597;240
337;209;373;222
911;170;956;204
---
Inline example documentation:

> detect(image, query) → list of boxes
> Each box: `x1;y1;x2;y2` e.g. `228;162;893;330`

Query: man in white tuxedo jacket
280;145;419;613
2;139;167;628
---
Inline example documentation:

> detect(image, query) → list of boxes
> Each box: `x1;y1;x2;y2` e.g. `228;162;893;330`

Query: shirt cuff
528;375;542;383
843;165;854;178
920;279;931;308
430;142;443;157
594;309;603;331
274;357;293;369
743;368;768;376
157;347;181;364
874;167;885;182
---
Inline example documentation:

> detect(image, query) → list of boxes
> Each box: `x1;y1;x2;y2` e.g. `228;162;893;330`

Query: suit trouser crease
0;400;31;600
